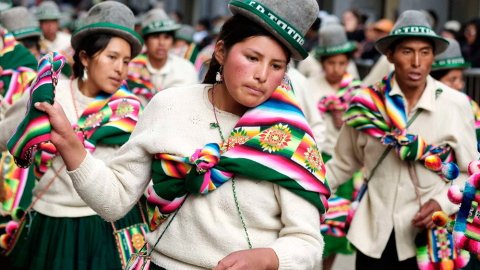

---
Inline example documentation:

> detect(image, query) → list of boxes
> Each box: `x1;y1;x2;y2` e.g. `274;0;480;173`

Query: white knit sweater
69;84;324;270
0;78;119;217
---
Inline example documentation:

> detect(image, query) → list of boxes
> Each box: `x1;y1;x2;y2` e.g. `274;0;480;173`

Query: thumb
34;101;56;115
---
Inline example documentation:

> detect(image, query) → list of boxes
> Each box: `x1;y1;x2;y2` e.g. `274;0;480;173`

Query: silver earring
83;67;88;81
216;66;223;84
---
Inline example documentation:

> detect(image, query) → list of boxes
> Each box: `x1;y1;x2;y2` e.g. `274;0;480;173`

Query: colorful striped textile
6;52;64;169
113;223;149;269
317;73;362;115
148;75;330;231
171;43;199;64
320;195;350;237
415;227;470;270
0;28;37;107
32;83;143;180
466;96;480;141
344;72;454;164
127;53;158;101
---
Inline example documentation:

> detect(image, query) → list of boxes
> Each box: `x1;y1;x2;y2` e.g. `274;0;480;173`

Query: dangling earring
82;67;88;81
215;66;223;84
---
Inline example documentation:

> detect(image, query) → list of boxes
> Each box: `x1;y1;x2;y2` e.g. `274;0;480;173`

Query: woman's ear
214;40;226;66
79;50;89;68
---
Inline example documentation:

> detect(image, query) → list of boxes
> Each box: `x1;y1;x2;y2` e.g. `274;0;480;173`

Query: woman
430;37;480;141
34;0;329;269
0;2;146;269
307;23;363;270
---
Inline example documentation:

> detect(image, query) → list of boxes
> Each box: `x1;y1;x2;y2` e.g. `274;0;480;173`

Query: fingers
212;256;235;270
34;101;55;114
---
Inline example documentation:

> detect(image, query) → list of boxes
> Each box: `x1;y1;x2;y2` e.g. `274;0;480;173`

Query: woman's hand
213;248;279;270
34;101;87;171
412;199;442;230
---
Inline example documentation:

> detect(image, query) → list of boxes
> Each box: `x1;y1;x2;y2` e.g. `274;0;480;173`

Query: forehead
396;37;433;49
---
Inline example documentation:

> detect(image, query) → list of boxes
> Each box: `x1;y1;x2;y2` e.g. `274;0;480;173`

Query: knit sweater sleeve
269;185;323;270
68;95;160;221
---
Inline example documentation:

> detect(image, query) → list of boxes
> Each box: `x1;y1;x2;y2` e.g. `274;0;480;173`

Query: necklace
70;78;80;120
210;86;252;249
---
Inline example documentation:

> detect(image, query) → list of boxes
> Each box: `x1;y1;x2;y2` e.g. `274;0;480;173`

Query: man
35;1;71;54
127;9;198;105
326;10;479;269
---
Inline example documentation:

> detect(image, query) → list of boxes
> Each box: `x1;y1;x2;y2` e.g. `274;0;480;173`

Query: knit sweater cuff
269;242;295;270
67;150;96;187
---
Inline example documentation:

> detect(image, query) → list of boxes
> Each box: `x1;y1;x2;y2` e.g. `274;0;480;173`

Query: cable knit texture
69;84;323;270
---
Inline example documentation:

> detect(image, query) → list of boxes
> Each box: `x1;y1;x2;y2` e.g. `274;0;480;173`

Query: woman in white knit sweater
0;2;146;269
36;1;330;269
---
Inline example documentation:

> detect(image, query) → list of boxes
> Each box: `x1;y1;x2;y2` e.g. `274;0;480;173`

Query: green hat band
230;0;307;59
142;19;179;35
175;33;193;43
316;41;355;56
432;57;470;68
12;27;42;38
73;22;143;46
391;25;437;37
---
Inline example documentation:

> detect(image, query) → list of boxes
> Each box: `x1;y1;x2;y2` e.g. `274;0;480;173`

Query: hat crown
390;10;432;34
175;24;195;41
36;0;61;19
84;1;135;30
435;38;462;60
1;7;39;32
141;9;175;28
228;0;319;60
319;24;348;47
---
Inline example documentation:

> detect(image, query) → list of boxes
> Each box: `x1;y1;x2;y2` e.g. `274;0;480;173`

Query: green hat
228;0;319;60
175;25;194;43
141;9;181;37
375;10;449;55
0;7;42;40
35;1;62;21
0;0;12;12
71;2;143;58
316;23;355;56
431;38;470;70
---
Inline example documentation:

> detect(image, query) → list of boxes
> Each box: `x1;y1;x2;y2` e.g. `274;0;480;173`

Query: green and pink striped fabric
148;75;331;231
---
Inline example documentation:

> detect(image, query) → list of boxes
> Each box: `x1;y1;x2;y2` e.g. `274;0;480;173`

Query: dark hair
144;31;175;42
319;51;354;63
203;14;291;84
430;69;451;81
73;33;121;78
19;36;40;51
311;18;321;32
388;36;435;54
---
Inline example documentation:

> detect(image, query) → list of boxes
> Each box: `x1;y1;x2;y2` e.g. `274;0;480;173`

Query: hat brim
12;28;42;40
72;22;143;58
315;41;356;57
431;62;471;71
228;3;307;60
142;24;181;37
375;34;449;56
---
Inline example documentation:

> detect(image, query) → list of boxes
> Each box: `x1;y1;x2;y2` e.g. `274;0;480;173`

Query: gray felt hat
228;0;319;60
375;10;449;56
71;2;143;58
432;38;470;70
316;23;355;56
175;25;195;43
35;1;62;21
141;9;181;37
1;7;42;40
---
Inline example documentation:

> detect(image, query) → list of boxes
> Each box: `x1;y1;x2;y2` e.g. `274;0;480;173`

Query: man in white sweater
326;10;479;269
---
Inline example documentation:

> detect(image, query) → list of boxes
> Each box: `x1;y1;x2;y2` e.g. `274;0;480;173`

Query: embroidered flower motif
221;128;249;153
259;124;292;153
131;232;145;251
115;99;134;118
437;246;451;259
84;111;105;128
435;229;450;246
304;145;321;173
